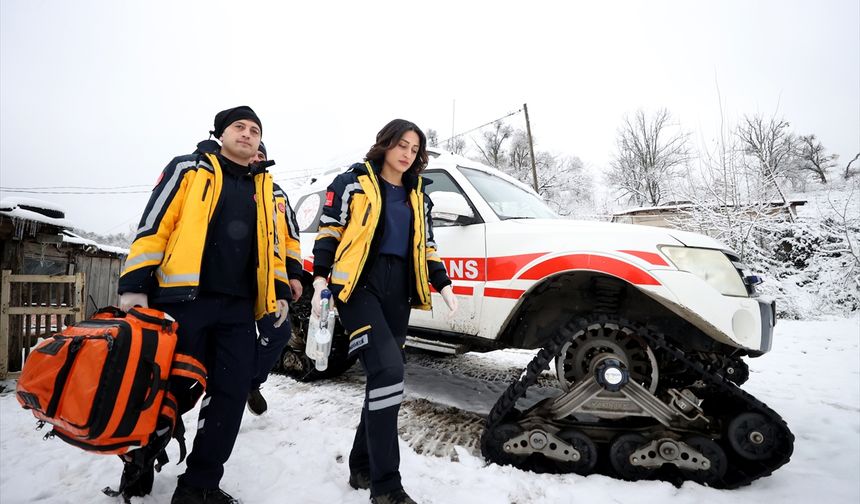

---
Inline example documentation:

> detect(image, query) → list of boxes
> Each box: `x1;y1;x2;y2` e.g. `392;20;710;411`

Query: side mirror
430;191;475;226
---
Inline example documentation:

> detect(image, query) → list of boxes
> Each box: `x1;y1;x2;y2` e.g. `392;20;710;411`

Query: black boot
371;488;418;504
247;387;268;416
121;460;154;497
171;483;240;504
348;469;371;490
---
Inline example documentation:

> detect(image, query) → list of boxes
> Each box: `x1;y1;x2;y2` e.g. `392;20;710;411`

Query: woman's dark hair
365;119;428;174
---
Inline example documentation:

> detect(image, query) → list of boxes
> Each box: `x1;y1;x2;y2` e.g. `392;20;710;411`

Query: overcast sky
1;0;858;234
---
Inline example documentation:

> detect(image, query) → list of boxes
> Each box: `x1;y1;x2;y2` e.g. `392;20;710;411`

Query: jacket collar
361;159;420;191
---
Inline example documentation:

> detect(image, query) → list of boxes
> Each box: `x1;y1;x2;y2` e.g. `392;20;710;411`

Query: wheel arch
495;270;724;353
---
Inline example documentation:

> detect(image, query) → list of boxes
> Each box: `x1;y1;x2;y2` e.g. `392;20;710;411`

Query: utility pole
523;103;539;192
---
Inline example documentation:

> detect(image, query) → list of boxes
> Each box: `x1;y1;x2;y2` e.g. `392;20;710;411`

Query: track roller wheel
681;436;727;486
481;422;528;467
609;433;656;481
552;430;598;475
728;412;780;461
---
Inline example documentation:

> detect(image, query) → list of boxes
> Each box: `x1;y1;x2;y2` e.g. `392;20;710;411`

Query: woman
311;119;458;504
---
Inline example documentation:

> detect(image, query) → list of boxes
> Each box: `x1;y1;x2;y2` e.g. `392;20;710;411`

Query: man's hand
273;299;289;328
289;279;303;302
119;292;148;312
439;285;458;320
311;277;328;318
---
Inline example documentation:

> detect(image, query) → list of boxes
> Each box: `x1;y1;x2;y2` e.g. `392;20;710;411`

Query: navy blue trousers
336;255;411;497
252;313;292;389
154;294;256;490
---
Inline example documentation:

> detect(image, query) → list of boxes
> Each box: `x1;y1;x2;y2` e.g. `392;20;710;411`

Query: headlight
660;246;748;296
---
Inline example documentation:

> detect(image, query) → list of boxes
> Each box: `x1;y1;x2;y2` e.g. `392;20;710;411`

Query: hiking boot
171;484;239;504
119;460;154;497
348;469;371;490
247;387;267;416
371;488;418;504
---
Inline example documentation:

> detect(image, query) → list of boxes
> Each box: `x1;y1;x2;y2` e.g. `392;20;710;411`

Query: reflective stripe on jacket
312;161;450;309
119;152;286;319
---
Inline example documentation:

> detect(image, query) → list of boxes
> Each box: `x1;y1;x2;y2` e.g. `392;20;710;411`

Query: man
118;106;290;504
247;142;304;414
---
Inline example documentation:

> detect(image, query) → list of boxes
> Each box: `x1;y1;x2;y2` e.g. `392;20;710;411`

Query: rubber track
482;316;794;489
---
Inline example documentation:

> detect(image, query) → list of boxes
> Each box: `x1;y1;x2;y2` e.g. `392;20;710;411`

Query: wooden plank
8;307;78;315
0;270;10;378
96;257;111;310
10;282;22;371
74;272;85;324
87;258;103;316
6;274;78;283
107;258;121;310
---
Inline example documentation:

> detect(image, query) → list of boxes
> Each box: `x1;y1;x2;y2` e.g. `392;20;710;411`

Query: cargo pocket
347;325;371;357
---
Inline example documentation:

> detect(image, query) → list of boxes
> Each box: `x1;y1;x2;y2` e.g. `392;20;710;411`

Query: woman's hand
440;285;458;320
311;277;328;317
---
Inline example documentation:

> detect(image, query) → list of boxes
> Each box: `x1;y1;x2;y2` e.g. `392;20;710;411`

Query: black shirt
199;154;257;298
378;181;411;258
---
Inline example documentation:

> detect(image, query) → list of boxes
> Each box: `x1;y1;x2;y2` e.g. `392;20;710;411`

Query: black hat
210;105;262;138
258;141;267;159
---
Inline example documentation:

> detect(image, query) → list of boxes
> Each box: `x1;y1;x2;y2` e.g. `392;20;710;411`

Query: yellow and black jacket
312;160;451;309
119;151;290;319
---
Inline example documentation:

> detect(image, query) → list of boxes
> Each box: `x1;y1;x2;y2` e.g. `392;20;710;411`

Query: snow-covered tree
796;134;837;185
473;122;512;168
607;109;690;207
736;113;797;201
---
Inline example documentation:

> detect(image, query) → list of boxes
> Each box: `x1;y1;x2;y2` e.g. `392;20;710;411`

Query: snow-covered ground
1;318;858;504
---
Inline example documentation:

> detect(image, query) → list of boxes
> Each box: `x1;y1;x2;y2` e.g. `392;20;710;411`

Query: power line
438;108;523;145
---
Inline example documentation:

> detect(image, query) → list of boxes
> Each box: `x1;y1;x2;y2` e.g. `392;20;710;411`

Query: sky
1;0;858;234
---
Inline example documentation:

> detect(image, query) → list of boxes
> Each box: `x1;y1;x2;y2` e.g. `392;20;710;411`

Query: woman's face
383;130;420;175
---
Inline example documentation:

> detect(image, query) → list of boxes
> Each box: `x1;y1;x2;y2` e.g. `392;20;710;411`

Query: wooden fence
0;271;85;379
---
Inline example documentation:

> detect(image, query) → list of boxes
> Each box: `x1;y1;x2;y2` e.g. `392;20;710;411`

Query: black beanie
258;141;267;158
210;105;262;138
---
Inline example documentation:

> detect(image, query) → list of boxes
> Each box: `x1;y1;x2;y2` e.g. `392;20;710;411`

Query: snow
0;197;68;214
61;230;129;256
0;207;73;229
1;318;858;504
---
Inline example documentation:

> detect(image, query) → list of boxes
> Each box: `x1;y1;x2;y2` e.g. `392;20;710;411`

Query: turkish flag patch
278;202;286;213
325;191;335;207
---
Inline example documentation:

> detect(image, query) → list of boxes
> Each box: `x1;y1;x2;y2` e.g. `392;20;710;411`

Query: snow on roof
61;230;128;256
0;198;73;228
613;199;808;216
0;197;68;214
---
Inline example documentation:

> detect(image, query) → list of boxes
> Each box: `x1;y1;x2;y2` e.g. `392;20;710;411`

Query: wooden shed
0;198;127;378
611;199;807;229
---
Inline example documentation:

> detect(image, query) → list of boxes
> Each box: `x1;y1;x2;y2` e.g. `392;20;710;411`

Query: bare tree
473;122;512;168
844;152;860;179
507;129;531;174
446;136;466;155
427;129;439;148
736;113;796;203
607;109;690;206
796;134;837;184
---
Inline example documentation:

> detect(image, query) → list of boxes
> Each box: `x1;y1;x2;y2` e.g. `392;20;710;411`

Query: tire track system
481;316;795;488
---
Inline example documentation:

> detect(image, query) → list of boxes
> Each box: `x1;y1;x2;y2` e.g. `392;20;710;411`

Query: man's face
251;149;266;164
219;119;261;163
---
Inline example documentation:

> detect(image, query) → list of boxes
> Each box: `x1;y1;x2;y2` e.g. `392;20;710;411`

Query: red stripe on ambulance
517;254;661;285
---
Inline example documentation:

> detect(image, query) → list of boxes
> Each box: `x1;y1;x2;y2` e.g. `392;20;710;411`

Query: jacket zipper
201;179;211;201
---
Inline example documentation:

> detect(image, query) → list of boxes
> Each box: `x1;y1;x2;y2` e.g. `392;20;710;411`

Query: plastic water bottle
306;289;334;371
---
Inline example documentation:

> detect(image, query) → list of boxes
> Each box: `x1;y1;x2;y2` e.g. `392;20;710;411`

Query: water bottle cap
321;289;332;299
